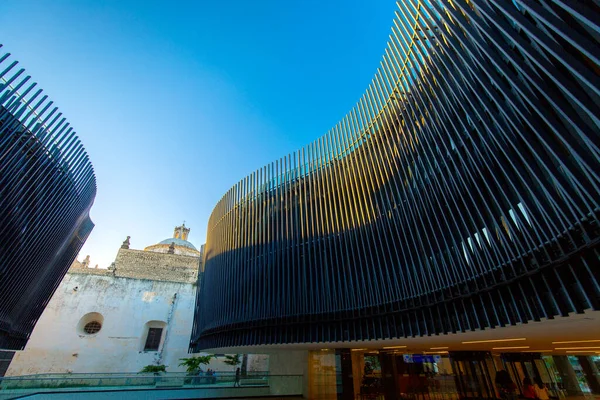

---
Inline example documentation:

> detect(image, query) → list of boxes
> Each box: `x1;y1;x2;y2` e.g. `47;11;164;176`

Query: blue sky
0;1;397;268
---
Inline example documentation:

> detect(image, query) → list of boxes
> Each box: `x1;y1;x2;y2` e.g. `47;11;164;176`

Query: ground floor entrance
307;350;600;400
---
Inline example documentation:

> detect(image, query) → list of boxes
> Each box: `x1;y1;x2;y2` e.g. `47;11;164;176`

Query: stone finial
82;255;91;268
167;242;175;254
121;236;131;249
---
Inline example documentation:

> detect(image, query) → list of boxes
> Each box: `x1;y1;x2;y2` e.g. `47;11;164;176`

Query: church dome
144;224;200;257
157;237;197;250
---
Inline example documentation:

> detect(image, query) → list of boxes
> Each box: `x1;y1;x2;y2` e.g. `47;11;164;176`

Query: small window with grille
83;321;102;334
77;312;104;336
144;327;163;351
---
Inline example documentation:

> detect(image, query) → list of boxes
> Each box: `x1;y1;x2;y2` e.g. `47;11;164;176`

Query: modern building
0;46;96;367
190;1;600;399
6;225;267;376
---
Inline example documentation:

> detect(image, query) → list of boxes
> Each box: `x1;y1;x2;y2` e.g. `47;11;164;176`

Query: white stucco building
6;225;249;375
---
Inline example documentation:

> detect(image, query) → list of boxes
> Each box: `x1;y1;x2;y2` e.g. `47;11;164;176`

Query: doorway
451;352;497;399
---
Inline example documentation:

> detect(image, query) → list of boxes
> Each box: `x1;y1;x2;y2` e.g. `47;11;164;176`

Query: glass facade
304;350;600;399
191;1;600;352
0;47;96;350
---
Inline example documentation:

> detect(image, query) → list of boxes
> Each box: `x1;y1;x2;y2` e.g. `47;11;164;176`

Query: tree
223;354;241;368
223;354;248;376
179;355;214;374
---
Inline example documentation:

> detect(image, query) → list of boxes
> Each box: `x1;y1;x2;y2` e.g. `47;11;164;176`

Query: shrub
140;364;167;373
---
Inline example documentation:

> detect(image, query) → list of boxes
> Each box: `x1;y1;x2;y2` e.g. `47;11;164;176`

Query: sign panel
403;354;441;363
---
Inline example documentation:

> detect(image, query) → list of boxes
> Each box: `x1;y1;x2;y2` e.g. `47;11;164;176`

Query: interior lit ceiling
204;309;600;356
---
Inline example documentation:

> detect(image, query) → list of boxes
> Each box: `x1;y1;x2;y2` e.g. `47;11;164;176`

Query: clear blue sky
1;1;397;268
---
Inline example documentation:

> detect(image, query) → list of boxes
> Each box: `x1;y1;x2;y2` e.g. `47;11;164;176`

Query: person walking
234;367;241;388
534;377;550;400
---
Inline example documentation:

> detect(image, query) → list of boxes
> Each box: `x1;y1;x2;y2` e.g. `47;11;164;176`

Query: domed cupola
144;223;200;257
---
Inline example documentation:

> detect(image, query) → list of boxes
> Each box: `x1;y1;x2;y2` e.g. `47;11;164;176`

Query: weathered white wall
6;273;198;375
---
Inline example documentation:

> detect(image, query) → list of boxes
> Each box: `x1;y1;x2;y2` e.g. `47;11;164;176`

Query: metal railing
0;372;303;399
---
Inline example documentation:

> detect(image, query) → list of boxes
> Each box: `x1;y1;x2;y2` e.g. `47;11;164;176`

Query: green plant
223;354;241;367
140;364;167;373
179;355;213;374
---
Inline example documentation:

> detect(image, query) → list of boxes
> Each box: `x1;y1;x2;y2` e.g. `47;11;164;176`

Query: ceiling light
383;346;407;349
552;340;600;344
554;346;600;350
522;350;552;353
430;347;449;350
492;346;530;350
351;348;368;352
424;351;449;354
566;350;598;353
462;338;526;344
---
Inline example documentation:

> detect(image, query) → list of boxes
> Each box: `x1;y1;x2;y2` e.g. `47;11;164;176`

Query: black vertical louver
0;46;96;350
190;0;600;351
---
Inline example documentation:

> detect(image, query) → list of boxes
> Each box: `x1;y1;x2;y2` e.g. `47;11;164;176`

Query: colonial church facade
6;225;254;375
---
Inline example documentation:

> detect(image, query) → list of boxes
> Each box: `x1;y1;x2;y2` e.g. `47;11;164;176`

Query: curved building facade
191;1;600;351
0;47;96;350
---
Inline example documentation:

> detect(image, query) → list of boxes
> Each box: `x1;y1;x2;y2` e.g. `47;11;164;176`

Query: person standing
495;370;517;400
234;367;241;387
